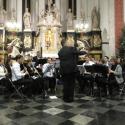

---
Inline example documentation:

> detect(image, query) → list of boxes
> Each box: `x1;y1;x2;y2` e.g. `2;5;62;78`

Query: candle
2;28;5;54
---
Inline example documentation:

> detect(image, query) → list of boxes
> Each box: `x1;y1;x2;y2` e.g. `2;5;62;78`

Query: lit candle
2;28;5;53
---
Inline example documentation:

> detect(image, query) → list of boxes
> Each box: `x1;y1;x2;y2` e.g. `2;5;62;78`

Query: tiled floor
0;94;125;125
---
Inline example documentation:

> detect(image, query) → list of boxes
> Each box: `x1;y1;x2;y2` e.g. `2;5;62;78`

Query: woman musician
108;57;124;96
23;59;43;95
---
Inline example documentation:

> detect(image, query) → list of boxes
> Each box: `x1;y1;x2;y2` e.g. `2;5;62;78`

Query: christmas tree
120;26;125;58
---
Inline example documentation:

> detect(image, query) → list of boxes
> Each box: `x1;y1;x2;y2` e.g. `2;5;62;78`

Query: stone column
0;0;3;8
100;0;115;57
60;0;68;31
55;0;61;10
17;0;22;31
31;0;36;30
6;0;11;19
38;0;45;21
76;0;81;19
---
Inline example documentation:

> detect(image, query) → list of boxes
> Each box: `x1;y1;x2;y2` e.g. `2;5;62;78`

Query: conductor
58;39;87;102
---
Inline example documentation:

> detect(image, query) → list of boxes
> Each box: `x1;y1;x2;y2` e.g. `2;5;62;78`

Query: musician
11;55;33;96
32;51;43;74
108;57;124;96
42;58;56;94
5;57;12;79
0;57;11;94
82;56;95;95
0;57;8;80
104;56;110;67
58;40;87;102
83;56;95;66
94;59;109;97
24;59;43;95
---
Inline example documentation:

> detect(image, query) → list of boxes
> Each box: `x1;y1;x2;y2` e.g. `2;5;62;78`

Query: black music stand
84;65;94;74
93;64;108;75
93;64;109;98
84;65;94;96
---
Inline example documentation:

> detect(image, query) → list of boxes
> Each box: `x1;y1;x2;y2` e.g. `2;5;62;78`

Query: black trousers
43;77;56;91
0;78;12;93
108;79;119;96
76;74;84;93
95;76;108;96
32;77;43;94
62;73;75;102
83;74;94;95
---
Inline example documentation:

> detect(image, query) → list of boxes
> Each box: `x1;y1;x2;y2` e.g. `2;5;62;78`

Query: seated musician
83;56;95;67
11;55;33;96
94;59;109;97
23;58;43;95
0;57;11;94
42;58;56;94
33;51;43;73
108;57;124;96
82;56;95;95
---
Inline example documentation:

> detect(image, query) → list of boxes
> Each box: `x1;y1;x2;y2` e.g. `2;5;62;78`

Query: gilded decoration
45;28;54;50
24;35;32;48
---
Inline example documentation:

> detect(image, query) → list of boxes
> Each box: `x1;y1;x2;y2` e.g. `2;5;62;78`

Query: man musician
82;56;95;95
11;55;33;96
0;57;11;95
23;58;43;95
42;58;56;94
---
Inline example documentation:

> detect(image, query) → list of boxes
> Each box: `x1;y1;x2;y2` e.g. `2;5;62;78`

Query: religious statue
80;8;85;19
67;9;73;28
11;8;16;20
52;4;60;24
45;29;54;50
91;6;100;30
23;8;31;30
0;6;7;27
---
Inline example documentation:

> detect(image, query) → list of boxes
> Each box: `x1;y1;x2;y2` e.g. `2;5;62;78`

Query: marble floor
0;94;125;125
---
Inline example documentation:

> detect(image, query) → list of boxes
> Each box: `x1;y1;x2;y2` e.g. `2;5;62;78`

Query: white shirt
11;62;25;81
83;61;95;66
83;61;95;74
0;65;6;80
42;63;54;78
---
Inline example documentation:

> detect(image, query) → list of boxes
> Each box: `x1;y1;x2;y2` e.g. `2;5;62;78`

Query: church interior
0;0;125;125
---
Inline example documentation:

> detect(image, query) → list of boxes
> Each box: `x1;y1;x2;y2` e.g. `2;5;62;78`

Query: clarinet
32;65;41;77
22;64;31;78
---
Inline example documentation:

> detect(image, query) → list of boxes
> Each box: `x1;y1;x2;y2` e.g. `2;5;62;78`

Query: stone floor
0;94;125;125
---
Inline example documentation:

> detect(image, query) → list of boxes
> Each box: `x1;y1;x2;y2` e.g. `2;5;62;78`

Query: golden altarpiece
37;1;62;58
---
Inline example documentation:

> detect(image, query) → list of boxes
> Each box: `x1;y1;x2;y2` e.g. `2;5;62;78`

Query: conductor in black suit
58;39;87;102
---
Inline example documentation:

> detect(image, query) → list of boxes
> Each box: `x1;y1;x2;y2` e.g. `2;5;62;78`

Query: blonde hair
65;36;74;47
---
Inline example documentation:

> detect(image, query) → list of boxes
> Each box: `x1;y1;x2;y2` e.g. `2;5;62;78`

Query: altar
37;1;62;58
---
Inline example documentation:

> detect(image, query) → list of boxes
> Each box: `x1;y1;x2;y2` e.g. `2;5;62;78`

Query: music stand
84;65;94;74
92;64;109;98
84;65;94;96
93;64;108;75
